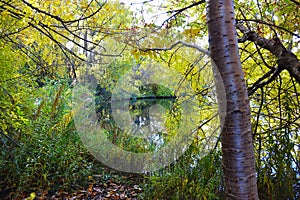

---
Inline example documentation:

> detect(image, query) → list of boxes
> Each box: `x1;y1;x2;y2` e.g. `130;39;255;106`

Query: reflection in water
94;84;176;150
128;99;175;148
95;85;112;121
93;82;220;157
129;98;174;127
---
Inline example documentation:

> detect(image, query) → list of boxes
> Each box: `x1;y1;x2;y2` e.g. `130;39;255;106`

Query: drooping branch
0;0;117;61
167;0;206;15
20;0;107;25
237;22;300;84
236;19;300;38
247;66;282;96
290;0;300;6
161;0;206;27
142;40;209;55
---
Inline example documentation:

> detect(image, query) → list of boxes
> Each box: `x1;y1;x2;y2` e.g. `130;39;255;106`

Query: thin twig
142;40;209;55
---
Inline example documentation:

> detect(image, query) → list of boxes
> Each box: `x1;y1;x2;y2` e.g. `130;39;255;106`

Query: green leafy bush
144;146;223;200
0;80;104;198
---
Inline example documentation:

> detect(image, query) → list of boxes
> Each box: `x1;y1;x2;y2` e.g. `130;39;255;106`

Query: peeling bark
207;0;258;199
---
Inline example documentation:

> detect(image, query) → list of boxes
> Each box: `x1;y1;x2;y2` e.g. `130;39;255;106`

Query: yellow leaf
25;192;36;200
30;192;36;200
132;49;140;60
182;28;201;38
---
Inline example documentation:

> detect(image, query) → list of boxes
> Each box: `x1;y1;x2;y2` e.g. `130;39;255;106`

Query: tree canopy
0;0;299;199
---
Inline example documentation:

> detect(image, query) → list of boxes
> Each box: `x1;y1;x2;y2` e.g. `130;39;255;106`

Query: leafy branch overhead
237;22;300;93
0;0;131;79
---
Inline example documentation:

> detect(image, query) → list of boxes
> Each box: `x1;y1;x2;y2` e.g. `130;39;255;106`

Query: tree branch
237;22;300;84
236;19;299;38
20;0;106;24
290;0;300;6
142;40;209;55
161;0;205;27
247;66;282;96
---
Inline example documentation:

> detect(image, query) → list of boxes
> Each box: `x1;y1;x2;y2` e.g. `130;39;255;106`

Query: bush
0;121;104;199
0;80;105;199
144;146;223;200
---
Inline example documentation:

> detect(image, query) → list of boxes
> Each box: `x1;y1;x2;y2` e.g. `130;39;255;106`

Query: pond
75;82;221;172
94;84;177;150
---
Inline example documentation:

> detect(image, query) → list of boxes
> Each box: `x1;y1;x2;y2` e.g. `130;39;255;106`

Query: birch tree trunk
206;0;258;199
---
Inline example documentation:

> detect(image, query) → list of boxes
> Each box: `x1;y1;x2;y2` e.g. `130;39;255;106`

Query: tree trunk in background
206;0;258;199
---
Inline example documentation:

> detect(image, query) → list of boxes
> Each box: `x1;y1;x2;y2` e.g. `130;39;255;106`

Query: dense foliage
0;0;299;199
